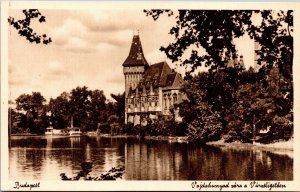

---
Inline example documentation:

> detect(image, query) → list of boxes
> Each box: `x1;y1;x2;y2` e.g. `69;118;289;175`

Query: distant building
227;54;245;69
122;34;184;125
254;41;265;71
225;44;245;69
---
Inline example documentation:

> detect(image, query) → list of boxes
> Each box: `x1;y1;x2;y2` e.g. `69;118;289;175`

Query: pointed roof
142;85;147;97
131;61;184;94
165;73;184;89
165;73;177;87
135;87;139;97
149;83;154;95
142;61;172;88
123;35;149;67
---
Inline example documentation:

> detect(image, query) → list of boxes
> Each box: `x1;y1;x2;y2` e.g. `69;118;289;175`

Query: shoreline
207;139;293;150
10;134;190;143
90;134;189;143
96;134;294;152
10;134;293;158
207;139;293;158
11;134;293;156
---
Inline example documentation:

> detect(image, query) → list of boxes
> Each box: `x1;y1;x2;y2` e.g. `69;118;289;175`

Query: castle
122;34;248;125
122;34;184;125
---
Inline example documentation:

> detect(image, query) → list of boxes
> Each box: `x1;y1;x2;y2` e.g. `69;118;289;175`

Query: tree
145;10;293;142
180;67;243;131
8;9;52;44
86;89;107;131
225;67;293;143
108;115;120;135
68;86;92;131
179;74;222;143
249;11;293;79
110;93;125;125
48;92;70;129
15;92;46;133
8;108;24;134
144;10;293;78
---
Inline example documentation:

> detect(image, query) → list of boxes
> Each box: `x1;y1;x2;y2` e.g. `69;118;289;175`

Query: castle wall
162;89;180;115
122;36;183;125
124;66;146;95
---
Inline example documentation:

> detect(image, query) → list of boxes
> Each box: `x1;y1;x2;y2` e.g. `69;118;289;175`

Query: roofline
122;63;149;67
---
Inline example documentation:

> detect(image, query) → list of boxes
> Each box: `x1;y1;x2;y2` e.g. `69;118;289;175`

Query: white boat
69;127;82;136
45;127;54;135
45;127;64;135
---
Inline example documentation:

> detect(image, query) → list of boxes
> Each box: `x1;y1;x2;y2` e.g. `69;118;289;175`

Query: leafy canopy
144;10;293;78
8;9;52;44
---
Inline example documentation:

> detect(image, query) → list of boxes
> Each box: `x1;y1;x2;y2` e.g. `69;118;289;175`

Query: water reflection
9;136;292;180
10;136;125;180
124;140;293;180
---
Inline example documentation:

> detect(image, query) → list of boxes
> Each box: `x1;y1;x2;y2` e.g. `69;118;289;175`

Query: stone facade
123;35;184;125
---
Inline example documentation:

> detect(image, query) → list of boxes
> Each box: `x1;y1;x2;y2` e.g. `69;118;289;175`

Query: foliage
178;77;222;143
118;115;185;137
9;10;293;143
227;66;292;143
110;93;125;125
85;90;107;131
11;87;122;134
16;92;46;113
121;123;136;135
249;10;293;79
15;92;47;133
108;115;121;135
8;9;52;44
60;162;124;181
68;86;91;130
178;65;293;143
144;9;293;143
147;115;183;136
48;92;69;129
271;114;293;140
8;108;24;134
144;10;293;79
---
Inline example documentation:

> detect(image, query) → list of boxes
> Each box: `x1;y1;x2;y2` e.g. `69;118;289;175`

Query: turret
142;85;147;97
123;34;149;97
149;83;154;95
135;87;140;98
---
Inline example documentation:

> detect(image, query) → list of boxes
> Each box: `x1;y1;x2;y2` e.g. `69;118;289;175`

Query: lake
9;136;293;180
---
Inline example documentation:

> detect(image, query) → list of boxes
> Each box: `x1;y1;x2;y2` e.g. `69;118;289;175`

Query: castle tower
123;34;149;96
123;34;148;124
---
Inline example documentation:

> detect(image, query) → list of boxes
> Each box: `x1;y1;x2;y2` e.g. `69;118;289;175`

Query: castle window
173;93;178;103
155;102;158;107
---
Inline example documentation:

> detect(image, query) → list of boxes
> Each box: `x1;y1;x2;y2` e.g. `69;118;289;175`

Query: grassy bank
88;134;189;143
207;139;293;150
207;139;293;158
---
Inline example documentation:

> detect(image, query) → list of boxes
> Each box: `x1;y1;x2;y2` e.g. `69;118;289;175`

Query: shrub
186;111;222;143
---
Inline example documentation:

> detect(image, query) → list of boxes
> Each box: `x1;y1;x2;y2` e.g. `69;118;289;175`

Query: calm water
9;136;293;180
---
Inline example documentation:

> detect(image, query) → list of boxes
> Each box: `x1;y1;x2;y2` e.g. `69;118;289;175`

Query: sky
8;9;255;102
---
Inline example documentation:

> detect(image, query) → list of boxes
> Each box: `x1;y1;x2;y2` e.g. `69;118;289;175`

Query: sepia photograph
1;1;299;191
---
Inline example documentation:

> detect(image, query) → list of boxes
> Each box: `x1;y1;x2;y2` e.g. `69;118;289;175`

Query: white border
1;1;300;191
